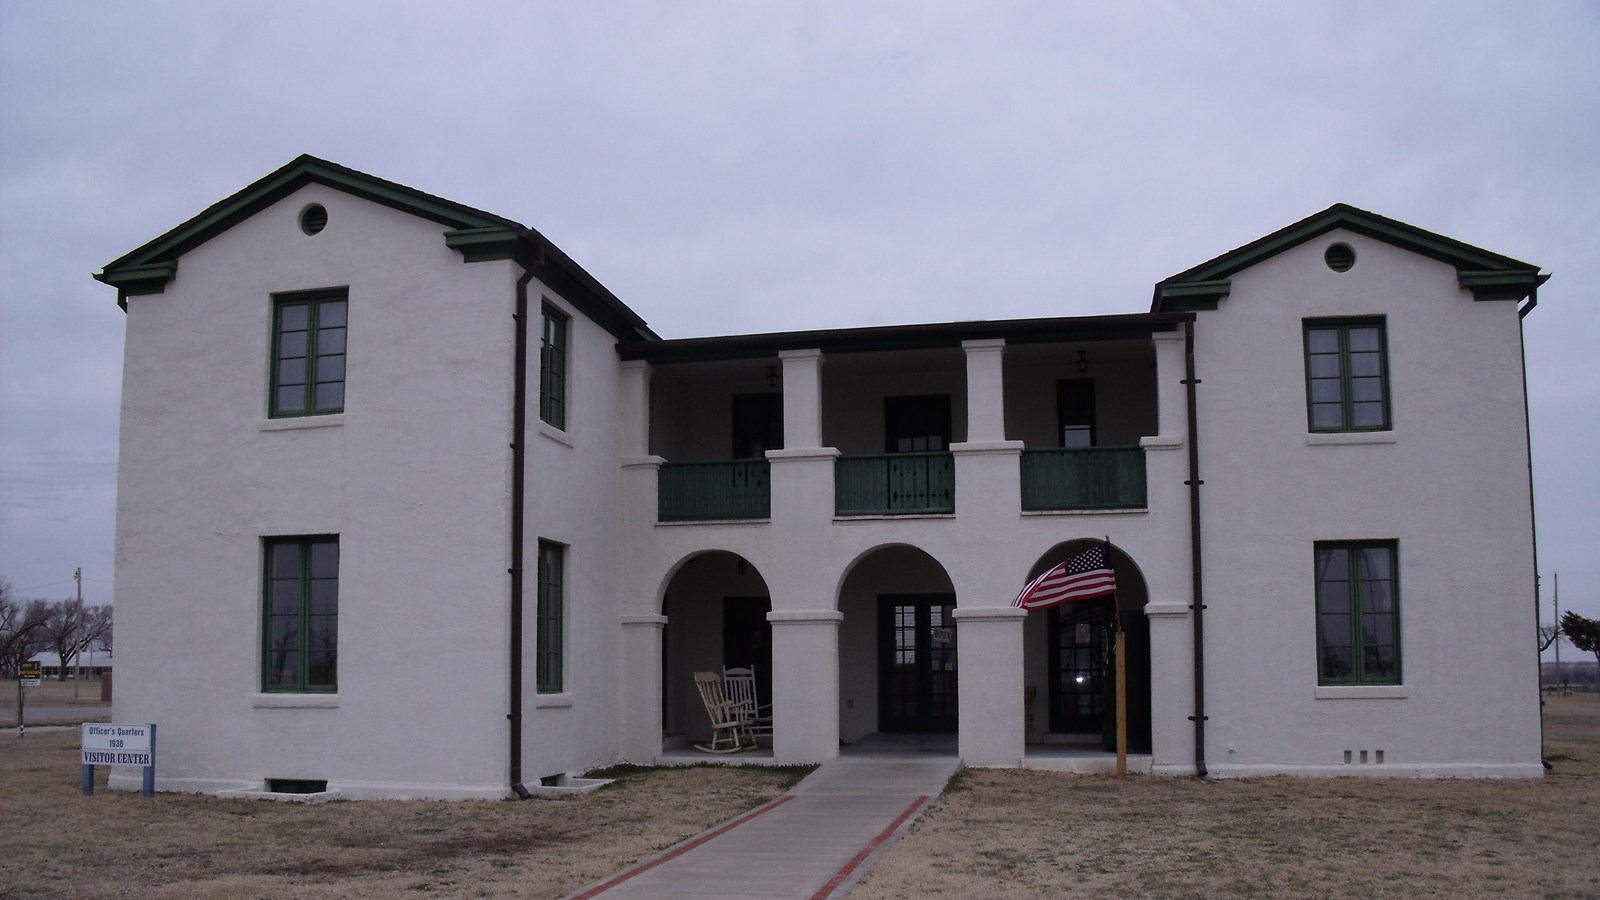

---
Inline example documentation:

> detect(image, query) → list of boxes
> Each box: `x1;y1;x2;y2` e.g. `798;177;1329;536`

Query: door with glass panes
878;595;958;732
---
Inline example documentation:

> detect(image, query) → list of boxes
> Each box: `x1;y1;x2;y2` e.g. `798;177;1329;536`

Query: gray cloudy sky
2;2;1596;656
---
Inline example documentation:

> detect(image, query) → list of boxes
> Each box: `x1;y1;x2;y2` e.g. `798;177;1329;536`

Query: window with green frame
539;304;567;429
1304;319;1389;432
262;536;338;692
1315;541;1399;685
271;290;347;417
536;540;564;693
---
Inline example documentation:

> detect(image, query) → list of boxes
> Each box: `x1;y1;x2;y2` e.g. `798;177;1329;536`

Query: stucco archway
835;544;957;742
659;550;772;746
1021;539;1153;752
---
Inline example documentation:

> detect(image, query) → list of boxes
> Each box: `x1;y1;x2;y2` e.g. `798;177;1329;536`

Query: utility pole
1554;573;1562;691
74;568;83;699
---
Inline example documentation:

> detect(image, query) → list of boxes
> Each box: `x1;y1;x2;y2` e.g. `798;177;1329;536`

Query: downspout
1519;285;1548;768
1183;318;1208;778
509;268;535;799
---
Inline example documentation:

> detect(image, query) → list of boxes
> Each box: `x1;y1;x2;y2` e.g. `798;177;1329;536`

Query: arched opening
1021;539;1152;753
659;550;772;748
836;544;957;742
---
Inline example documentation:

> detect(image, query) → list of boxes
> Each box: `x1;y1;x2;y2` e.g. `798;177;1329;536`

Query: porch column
778;348;824;450
952;606;1028;766
1144;600;1196;775
620;615;668;763
961;338;1007;443
619;360;652;459
768;609;842;763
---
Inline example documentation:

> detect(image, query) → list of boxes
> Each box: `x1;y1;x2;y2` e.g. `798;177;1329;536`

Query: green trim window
263;536;338;692
1315;541;1399;685
540;304;568;429
271;290;347;417
1304;319;1389;432
536;540;564;693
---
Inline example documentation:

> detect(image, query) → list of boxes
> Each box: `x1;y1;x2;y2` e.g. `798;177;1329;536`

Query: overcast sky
1;2;1595;657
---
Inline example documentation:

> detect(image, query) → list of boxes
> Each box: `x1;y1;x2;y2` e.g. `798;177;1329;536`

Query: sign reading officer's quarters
81;723;157;796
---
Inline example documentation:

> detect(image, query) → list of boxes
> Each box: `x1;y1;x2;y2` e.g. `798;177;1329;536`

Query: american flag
1013;542;1116;610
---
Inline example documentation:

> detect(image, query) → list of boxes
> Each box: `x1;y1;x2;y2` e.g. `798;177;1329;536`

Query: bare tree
39;600;114;681
0;580;52;678
1539;622;1562;653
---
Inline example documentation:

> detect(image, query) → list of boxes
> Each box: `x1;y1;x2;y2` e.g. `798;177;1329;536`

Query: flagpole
1108;537;1127;780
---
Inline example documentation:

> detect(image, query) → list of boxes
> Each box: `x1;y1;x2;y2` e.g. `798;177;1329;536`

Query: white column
961;338;1007;444
778;349;824;450
620;615;667;763
768;609;842;763
1144;600;1196;775
952;606;1028;766
619;360;653;459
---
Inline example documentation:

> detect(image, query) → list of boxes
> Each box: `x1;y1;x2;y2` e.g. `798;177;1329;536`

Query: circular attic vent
299;204;328;236
1324;242;1355;272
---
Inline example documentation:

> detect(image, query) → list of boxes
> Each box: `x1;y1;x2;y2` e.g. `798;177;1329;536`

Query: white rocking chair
693;671;755;753
722;665;773;745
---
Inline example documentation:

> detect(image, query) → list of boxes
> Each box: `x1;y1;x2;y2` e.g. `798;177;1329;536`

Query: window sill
1306;430;1395;446
538;421;574;447
253;693;339;708
535;693;573;708
1314;685;1407;700
261;414;345;432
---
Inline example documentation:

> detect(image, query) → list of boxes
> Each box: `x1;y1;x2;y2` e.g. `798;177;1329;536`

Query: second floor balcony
622;316;1184;526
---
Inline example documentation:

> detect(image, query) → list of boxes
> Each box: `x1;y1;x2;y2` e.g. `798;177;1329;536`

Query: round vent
1324;242;1355;272
299;204;328;236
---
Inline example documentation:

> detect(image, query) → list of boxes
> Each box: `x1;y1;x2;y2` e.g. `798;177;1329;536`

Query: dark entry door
723;597;772;704
1048;598;1114;734
878;594;958;732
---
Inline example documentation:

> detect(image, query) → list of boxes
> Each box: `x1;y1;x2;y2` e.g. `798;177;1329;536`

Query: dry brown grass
3;695;1596;898
0;736;809;899
855;693;1600;899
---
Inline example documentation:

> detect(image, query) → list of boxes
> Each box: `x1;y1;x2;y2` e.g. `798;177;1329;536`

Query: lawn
855;693;1600;898
1;693;1595;898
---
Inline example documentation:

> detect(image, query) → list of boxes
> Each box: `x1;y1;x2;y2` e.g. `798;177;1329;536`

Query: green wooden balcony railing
835;452;955;516
658;460;771;522
1020;446;1147;511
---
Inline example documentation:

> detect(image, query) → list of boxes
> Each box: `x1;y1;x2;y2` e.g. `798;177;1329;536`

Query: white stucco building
97;156;1547;797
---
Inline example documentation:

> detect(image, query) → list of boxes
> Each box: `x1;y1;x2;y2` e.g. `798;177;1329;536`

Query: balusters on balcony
835;452;955;516
1020;447;1147;511
657;460;771;522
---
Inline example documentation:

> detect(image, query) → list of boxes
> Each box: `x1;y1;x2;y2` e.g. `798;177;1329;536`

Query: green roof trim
1154;279;1232;312
95;155;656;341
1152;203;1545;312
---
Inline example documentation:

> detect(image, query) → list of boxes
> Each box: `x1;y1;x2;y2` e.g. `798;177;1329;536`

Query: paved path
566;756;960;899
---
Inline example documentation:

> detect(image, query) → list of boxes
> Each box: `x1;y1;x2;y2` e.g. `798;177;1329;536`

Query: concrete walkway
565;755;960;899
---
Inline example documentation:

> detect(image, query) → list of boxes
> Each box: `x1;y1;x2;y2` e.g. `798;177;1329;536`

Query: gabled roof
95;155;657;341
1151;203;1547;314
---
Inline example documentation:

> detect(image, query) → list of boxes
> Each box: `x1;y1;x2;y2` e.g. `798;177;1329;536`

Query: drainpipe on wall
509;268;535;799
1183;318;1208;779
1519;285;1549;769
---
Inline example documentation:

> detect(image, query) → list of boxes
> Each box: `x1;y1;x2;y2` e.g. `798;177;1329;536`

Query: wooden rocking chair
722;666;773;745
693;671;754;753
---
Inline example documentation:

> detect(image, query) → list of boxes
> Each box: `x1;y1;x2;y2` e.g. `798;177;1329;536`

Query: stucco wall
112;184;523;797
1191;230;1540;775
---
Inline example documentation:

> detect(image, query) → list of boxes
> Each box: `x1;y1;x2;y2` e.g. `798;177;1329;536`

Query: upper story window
262;535;339;692
1315;541;1400;686
885;395;951;453
271;290;347;417
540;304;568;430
1304;319;1389;432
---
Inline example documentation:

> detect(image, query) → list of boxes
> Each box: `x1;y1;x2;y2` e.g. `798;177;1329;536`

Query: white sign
82;723;154;767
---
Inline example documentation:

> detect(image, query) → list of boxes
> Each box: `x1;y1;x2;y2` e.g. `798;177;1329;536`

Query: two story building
97;156;1546;797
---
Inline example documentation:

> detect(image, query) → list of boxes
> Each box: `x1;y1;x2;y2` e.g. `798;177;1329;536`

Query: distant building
28;647;113;679
96;156;1547;797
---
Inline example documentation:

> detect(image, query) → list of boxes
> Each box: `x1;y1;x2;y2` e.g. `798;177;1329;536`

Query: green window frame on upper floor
1315;540;1400;686
1304;318;1390;432
540;304;568;430
270;289;347;417
262;535;339;693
